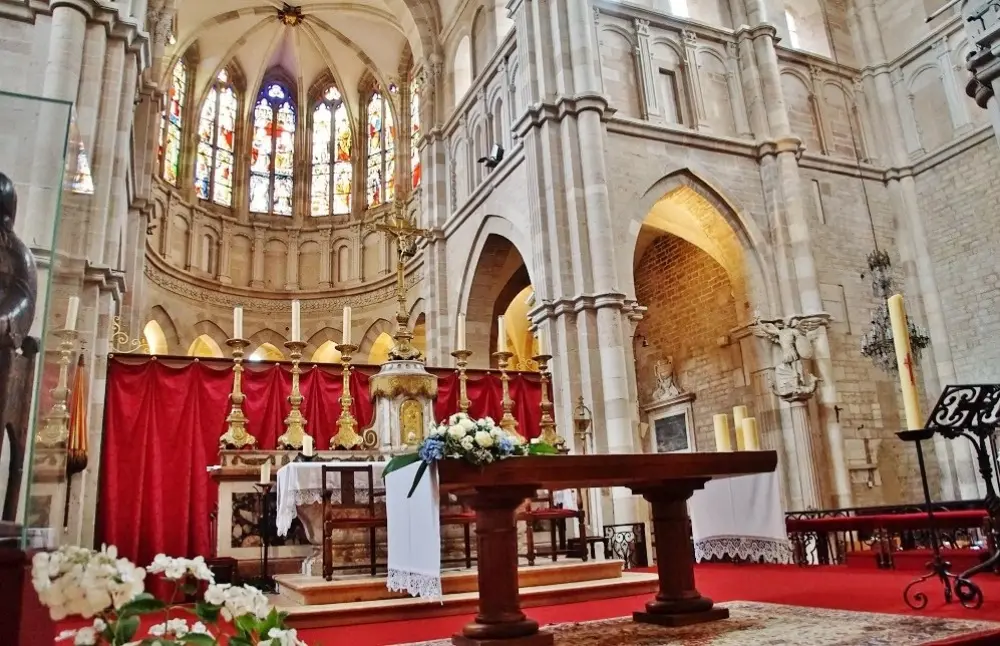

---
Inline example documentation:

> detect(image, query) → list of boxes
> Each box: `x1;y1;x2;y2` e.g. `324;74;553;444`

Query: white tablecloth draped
688;471;792;564
385;461;442;600
275;460;388;536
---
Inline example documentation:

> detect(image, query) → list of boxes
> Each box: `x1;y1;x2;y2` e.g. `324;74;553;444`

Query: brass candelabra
533;354;566;450
492;350;522;440
220;338;256;449
331;343;361;449
277;341;309;450
37;329;79;447
451;349;473;413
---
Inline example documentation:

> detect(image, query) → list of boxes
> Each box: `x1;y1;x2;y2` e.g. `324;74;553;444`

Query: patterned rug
399;601;1000;645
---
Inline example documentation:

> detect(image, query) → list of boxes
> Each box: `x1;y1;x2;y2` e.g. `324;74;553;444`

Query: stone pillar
725;43;753;138
76;24;108;152
933;38;972;134
250;226;265;288
88;43;127;261
681;30;709;131
633;19;657;120
105;53;139;267
319;229;332;288
218;223;233;284
787;401;823;509
285;230;300;290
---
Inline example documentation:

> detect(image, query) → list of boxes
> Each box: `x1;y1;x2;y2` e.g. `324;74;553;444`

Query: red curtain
99;356;545;566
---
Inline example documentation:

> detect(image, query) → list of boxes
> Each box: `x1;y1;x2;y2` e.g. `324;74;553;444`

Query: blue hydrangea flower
418;438;445;463
498;436;514;455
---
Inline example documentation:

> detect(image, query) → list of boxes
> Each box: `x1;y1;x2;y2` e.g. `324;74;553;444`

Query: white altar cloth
275;460;388;536
385;461;441;600
688;471;792;564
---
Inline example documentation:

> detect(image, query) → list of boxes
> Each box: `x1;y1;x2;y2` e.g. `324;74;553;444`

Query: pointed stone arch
147;305;181;353
305;326;343;358
247;328;289;358
358;318;395;362
189;320;231;355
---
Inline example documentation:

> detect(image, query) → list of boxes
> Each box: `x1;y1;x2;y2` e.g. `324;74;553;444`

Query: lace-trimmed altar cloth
275;460;388;536
689;471;792;565
385;460;442;600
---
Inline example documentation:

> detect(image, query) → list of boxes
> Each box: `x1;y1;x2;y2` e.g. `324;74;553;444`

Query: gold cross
375;215;431;261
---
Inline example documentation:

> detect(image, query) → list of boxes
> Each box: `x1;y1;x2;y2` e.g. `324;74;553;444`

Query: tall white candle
713;414;732;452
497;316;507;353
457;313;467;351
259;461;271;484
342;306;352;345
290;300;301;342
537;326;548;356
302;435;314;457
741;417;761;451
233;306;243;339
888;294;923;430
65;296;79;332
733;405;748;451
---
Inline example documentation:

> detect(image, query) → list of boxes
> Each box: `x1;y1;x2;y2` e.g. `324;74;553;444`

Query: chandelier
860;250;931;374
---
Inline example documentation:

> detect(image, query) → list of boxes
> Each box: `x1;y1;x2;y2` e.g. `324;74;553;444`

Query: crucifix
375;212;432;361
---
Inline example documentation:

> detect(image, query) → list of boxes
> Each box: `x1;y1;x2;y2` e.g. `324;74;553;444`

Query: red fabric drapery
99;356;547;565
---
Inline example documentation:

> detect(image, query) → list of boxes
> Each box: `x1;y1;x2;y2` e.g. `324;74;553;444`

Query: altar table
437;451;777;646
689;472;792;564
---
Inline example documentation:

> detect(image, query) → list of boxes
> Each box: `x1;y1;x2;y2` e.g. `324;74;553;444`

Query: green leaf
178;634;216;646
406;460;429;499
180;582;198;596
234;613;259;636
227;636;255;646
118;593;167;618
139;640;181;646
114;615;140;644
193;602;221;624
528;442;559;455
382;452;421;479
257;607;282;636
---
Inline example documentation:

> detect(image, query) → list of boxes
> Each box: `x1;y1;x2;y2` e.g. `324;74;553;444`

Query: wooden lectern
438;452;777;645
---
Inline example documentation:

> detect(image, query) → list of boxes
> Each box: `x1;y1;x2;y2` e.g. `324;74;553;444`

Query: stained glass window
310;86;352;216
161;60;187;185
366;91;396;208
249;82;296;216
410;76;422;189
195;69;238;207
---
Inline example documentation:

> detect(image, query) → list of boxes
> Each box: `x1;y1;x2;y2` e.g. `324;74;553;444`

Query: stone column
681;30;709;131
76;24;108;152
933;38;972;134
250;226;265;288
725;42;753;138
105;53;139;267
218;223;233;284
319;229;332;288
285;230;300;290
633;19;657;120
787;400;823;509
88;42;127;261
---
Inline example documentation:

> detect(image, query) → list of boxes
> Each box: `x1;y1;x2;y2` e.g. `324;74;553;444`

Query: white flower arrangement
32;546;307;646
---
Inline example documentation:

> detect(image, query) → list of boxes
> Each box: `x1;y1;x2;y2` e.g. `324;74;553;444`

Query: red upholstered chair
518;489;587;565
321;464;386;581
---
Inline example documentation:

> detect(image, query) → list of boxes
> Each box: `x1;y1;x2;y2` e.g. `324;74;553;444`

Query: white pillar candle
741;417;761;451
733;405;748;451
233;306;243;339
537;326;548;356
888;294;923;430
713;414;732;452
497;315;507;353
457;313;466;351
302;434;314;456
342;306;352;345
65;296;79;331
259;461;271;484
290;300;301;342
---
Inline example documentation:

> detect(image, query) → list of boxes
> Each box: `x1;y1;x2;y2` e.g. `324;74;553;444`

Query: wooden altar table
437;451;777;646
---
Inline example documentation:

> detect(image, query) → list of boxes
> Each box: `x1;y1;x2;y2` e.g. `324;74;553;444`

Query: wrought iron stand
251;482;277;593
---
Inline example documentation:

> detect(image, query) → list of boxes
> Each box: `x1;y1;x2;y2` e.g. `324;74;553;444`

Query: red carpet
296;564;1000;646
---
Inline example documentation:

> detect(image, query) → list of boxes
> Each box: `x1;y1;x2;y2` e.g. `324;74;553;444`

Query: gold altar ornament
277;340;310;449
375;212;432;362
220;337;256;449
37;328;80;447
451;349;473;413
110;315;149;354
573;396;592;454
331;343;362;449
400;399;425;445
533;353;566;450
368;372;438;399
493;350;523;441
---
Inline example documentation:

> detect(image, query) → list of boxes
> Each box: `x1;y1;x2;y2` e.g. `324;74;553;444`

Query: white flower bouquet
32;546;308;646
384;412;557;497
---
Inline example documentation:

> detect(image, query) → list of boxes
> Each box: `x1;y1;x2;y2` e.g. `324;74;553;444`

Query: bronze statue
0;172;39;521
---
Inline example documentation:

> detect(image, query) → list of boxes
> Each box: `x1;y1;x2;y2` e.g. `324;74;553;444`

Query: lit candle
733;405;748;451
537;326;548;356
65;296;79;332
291;300;301;342
713;414;732;452
497;316;507;353
457;313;466;351
302;434;314;457
741;417;761;451
888;294;923;430
259;461;271;484
233;305;243;339
342;306;352;345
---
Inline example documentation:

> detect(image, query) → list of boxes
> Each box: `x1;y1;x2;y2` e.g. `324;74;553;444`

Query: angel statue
650;356;682;401
751;314;830;401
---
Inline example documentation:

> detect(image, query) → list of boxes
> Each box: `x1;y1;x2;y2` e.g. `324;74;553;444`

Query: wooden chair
321;464;386;581
440;493;475;569
518;489;587;565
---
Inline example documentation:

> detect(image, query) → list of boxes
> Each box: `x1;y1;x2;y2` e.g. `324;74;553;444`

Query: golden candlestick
451;349;473;413
37;329;79;447
492;350;522;440
331;343;361;449
277;341;309;450
220;338;255;449
533;354;566;450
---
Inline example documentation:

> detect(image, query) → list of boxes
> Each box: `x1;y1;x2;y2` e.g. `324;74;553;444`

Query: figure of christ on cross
375;212;432;361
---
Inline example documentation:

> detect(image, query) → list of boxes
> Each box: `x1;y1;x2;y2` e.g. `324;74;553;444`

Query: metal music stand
897;384;1000;610
250;482;276;593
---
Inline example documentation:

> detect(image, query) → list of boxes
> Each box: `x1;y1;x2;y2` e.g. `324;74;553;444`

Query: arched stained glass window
366;91;396;208
160;60;187;185
310;86;353;216
250;82;296;216
195;69;238;206
410;76;422;189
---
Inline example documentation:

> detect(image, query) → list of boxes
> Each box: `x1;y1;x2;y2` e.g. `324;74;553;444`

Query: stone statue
751;314;830;401
650;356;681;401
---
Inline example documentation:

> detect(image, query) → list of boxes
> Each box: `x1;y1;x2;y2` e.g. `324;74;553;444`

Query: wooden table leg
632;485;729;627
454;487;553;646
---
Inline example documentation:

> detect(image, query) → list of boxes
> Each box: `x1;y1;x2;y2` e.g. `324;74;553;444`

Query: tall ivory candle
65;296;79;331
713;414;732;452
291;300;301;342
537;326;548;356
888;294;923;430
259;461;271;484
733;405;749;451
233;306;243;339
302;434;314;457
457;313;467;351
497;316;507;353
741;417;761;451
342;306;352;345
